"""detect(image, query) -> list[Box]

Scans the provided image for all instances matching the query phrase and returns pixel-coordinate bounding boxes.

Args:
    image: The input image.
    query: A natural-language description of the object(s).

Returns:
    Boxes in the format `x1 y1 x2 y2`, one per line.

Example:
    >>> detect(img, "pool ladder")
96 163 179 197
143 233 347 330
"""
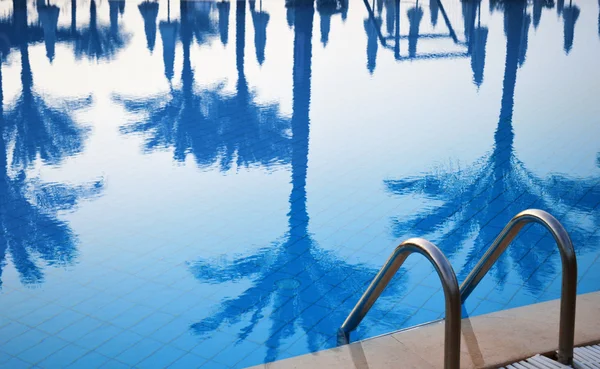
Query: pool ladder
338 209 578 369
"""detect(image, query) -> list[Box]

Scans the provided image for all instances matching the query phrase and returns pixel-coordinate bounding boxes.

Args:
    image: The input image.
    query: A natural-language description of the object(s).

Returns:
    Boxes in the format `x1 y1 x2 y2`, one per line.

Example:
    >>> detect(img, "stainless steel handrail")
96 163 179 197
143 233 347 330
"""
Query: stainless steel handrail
460 209 577 365
338 238 461 369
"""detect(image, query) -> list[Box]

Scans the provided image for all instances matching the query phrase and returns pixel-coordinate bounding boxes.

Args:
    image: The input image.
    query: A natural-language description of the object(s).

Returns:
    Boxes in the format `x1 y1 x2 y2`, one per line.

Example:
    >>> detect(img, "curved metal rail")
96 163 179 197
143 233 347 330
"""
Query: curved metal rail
338 238 461 369
460 209 577 365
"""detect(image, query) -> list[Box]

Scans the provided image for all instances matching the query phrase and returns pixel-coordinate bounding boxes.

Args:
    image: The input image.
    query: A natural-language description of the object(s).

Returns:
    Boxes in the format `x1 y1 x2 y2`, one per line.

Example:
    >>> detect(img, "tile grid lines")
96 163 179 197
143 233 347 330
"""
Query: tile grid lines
2 208 596 360
359 167 600 331
449 133 600 265
2 85 596 368
470 178 600 311
422 115 585 244
323 130 600 329
530 226 600 309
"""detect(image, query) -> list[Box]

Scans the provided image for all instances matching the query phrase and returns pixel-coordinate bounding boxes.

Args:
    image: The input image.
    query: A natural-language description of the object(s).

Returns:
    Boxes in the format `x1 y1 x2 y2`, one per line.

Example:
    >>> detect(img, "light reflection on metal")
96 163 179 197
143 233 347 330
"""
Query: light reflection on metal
339 238 461 369
460 209 577 365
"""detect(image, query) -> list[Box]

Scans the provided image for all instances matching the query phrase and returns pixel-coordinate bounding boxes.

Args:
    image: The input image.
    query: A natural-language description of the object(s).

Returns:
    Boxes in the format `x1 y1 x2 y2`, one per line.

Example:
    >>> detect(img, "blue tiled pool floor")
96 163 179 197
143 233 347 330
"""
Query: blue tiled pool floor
1 0 599 367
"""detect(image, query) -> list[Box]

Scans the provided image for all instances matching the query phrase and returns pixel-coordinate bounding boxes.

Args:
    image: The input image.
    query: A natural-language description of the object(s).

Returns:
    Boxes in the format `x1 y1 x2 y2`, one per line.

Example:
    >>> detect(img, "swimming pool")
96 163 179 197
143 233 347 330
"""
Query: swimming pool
0 0 599 367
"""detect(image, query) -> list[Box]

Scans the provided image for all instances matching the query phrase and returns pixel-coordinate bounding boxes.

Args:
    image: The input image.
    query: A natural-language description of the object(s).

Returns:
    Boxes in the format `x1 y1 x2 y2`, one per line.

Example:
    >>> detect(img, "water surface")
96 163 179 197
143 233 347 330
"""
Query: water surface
0 0 599 368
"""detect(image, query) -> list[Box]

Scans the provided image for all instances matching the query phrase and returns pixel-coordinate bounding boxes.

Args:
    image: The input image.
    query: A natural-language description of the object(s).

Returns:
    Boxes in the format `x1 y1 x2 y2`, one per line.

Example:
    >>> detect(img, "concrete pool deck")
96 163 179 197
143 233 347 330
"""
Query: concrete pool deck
249 291 600 369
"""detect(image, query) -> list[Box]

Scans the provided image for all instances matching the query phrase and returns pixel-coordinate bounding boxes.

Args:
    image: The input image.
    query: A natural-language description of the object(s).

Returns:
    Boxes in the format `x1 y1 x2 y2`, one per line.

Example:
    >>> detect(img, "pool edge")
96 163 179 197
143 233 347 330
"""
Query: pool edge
248 291 600 368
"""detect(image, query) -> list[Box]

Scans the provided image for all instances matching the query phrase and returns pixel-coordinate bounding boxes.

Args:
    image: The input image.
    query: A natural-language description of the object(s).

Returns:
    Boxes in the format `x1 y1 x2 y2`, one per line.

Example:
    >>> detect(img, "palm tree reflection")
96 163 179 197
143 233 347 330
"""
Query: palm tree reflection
364 5 382 74
562 0 580 54
139 1 159 53
250 0 270 64
37 0 60 62
430 0 439 27
7 2 91 171
532 0 553 29
181 0 219 46
463 1 488 87
187 3 407 364
407 1 424 58
557 0 564 15
217 1 231 46
385 1 599 294
118 0 291 170
316 0 348 47
0 2 103 288
74 0 130 60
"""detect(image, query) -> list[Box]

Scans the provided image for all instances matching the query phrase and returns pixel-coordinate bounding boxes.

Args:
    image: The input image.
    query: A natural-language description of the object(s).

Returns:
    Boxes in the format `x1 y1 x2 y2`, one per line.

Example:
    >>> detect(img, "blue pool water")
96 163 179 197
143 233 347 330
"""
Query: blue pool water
1 0 599 367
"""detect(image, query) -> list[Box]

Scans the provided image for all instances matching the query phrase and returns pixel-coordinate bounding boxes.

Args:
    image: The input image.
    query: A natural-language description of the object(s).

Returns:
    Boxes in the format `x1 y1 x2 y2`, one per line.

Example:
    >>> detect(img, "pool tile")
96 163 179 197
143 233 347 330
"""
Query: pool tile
72 292 116 314
76 324 122 350
1 328 48 356
36 311 86 335
54 288 98 309
2 296 49 320
402 308 442 328
422 289 445 314
19 303 65 327
90 299 136 321
304 304 334 327
129 311 176 337
284 333 331 356
17 336 70 365
1 1 600 367
233 348 271 369
0 321 31 345
2 356 32 369
65 351 109 369
136 345 187 369
36 344 88 369
190 330 238 359
169 331 204 352
0 351 11 365
485 282 522 305
168 352 206 369
56 316 104 342
114 337 163 366
159 293 206 316
98 359 130 369
212 340 262 367
402 285 438 308
200 360 230 369
506 289 540 309
149 318 190 344
95 330 143 358
471 299 505 316
110 304 155 329
233 317 287 345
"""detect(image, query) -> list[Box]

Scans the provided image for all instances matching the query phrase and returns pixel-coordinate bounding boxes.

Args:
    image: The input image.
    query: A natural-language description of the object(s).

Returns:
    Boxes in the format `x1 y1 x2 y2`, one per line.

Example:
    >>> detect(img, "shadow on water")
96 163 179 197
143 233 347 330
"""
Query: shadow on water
385 0 599 299
0 1 104 288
